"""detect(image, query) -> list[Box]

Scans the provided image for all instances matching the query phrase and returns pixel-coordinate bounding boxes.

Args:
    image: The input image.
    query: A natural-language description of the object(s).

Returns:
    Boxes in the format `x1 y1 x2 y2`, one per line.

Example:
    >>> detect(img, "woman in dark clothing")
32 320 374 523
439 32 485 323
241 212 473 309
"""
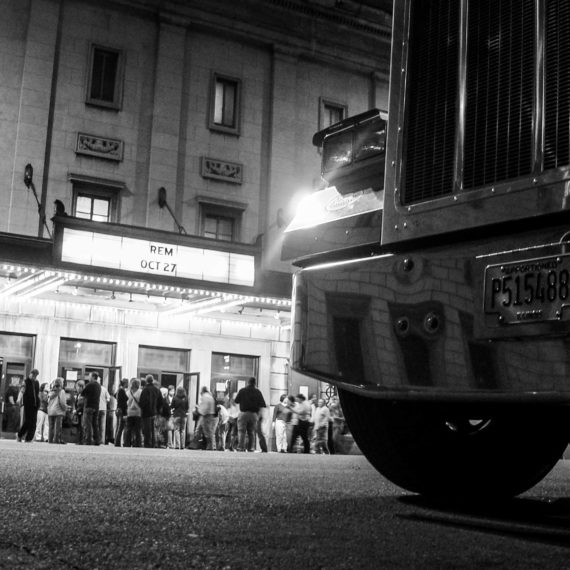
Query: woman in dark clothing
171 387 189 450
74 380 85 445
114 378 129 447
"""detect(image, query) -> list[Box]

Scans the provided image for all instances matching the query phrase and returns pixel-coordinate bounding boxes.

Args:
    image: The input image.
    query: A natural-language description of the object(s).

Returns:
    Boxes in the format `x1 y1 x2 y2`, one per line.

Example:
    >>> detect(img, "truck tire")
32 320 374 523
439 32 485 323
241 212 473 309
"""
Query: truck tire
339 389 569 501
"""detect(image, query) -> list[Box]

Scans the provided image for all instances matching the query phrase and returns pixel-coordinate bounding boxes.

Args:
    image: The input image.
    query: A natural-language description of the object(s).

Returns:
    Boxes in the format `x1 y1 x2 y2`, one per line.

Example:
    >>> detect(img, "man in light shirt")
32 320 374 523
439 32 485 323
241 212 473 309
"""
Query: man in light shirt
287 394 312 454
312 399 331 454
197 386 216 450
98 375 111 445
272 394 291 453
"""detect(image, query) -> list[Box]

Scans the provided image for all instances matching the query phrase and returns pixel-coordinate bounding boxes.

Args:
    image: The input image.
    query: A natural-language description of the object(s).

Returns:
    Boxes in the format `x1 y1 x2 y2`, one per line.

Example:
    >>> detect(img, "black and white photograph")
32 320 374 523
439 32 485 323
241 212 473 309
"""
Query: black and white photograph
1 0 570 568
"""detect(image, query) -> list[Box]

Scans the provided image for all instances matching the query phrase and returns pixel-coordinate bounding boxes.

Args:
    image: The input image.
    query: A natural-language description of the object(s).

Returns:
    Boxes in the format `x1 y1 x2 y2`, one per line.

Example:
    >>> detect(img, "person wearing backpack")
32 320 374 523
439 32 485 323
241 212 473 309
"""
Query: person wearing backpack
124 378 142 447
47 378 68 444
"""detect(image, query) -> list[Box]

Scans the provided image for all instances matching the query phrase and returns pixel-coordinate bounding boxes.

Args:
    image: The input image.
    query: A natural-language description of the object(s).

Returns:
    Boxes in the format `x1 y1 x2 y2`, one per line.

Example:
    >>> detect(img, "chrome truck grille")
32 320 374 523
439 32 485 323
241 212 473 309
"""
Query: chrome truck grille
402 0 570 205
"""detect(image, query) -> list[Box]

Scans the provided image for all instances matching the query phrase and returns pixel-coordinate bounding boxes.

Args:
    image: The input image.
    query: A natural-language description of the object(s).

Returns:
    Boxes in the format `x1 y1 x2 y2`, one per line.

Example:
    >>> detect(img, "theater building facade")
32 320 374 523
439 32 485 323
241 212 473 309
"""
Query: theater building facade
0 0 390 436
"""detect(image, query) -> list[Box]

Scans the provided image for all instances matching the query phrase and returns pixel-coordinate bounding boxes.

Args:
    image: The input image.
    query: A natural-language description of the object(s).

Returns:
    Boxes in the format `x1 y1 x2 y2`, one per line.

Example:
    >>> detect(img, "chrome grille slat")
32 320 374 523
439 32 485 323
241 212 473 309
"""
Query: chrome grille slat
544 0 570 170
403 0 459 205
463 0 534 189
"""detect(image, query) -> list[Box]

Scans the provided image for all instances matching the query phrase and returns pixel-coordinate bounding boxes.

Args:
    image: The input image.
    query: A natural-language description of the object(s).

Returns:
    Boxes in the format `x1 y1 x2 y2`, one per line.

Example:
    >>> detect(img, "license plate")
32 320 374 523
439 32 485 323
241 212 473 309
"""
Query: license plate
484 254 570 325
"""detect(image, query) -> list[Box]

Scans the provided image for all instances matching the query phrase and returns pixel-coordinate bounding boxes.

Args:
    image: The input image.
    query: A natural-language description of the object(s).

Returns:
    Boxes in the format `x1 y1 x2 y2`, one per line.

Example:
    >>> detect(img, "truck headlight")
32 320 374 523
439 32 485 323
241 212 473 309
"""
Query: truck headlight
318 109 387 195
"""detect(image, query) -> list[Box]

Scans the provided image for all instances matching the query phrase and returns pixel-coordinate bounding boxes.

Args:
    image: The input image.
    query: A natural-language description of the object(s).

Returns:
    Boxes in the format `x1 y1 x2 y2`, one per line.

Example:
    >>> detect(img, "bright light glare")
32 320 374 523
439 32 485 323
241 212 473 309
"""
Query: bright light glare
284 186 383 232
286 192 326 232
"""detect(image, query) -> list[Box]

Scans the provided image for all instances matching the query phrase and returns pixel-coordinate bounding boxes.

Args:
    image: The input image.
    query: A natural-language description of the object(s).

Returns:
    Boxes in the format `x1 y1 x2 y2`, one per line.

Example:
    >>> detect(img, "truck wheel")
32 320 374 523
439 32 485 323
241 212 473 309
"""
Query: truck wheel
339 389 569 500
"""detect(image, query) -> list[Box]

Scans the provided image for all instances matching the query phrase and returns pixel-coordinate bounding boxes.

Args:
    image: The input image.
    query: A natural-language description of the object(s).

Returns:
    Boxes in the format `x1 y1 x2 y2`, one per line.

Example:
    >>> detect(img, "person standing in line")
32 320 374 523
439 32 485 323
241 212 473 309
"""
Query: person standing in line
34 383 50 442
106 389 117 444
286 395 296 451
17 369 40 443
139 374 163 448
4 378 20 432
235 377 267 453
97 376 111 445
74 380 85 445
47 378 68 444
272 394 290 453
196 386 216 450
171 386 189 449
224 392 239 451
114 378 129 447
313 398 331 454
329 395 345 454
156 387 170 449
124 378 142 447
215 401 229 451
287 394 312 454
308 393 318 452
82 372 102 445
165 385 175 449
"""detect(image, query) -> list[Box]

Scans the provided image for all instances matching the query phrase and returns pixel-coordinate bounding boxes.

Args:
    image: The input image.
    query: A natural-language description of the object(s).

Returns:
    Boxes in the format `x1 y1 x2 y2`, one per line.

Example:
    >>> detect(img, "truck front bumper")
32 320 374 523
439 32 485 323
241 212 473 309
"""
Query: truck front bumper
290 223 570 404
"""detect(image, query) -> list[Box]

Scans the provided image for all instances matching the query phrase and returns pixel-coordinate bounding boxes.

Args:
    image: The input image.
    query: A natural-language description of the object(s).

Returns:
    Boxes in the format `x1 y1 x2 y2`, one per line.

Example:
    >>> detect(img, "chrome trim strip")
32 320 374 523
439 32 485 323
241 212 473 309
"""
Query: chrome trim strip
292 369 570 404
455 0 468 192
535 0 545 173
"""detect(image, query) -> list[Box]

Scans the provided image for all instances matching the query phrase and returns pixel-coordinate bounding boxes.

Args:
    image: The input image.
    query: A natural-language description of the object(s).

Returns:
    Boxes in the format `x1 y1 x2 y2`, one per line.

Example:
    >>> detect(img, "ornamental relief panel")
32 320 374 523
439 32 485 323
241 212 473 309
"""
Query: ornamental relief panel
76 133 124 161
201 157 243 184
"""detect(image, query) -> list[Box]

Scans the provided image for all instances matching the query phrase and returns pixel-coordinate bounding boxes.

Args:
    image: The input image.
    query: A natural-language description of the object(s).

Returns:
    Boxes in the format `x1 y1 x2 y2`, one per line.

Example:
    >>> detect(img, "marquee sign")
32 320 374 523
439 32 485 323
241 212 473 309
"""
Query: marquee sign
60 228 255 287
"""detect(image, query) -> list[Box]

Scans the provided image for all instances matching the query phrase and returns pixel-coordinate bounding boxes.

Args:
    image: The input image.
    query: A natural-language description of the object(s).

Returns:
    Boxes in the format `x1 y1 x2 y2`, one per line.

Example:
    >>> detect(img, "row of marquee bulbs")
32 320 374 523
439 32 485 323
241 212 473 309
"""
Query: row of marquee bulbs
5 296 291 330
1 265 292 307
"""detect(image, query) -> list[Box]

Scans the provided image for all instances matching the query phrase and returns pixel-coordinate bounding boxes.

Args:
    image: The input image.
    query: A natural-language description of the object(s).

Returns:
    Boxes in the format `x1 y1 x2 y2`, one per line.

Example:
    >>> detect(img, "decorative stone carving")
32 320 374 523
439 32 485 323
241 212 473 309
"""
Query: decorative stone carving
76 133 124 161
201 157 243 184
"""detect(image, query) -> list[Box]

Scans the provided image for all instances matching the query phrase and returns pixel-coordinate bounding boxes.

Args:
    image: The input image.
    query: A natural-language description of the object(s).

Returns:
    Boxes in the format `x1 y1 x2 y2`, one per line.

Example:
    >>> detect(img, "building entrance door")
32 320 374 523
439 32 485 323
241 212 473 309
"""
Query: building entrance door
1 358 32 436
61 365 122 394
0 333 35 437
155 371 186 390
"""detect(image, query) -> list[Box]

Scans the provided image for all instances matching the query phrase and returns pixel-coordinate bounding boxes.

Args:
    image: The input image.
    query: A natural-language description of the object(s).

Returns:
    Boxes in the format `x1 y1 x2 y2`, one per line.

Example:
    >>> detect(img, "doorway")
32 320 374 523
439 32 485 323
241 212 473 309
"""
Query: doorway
0 333 35 437
137 346 191 389
210 352 259 404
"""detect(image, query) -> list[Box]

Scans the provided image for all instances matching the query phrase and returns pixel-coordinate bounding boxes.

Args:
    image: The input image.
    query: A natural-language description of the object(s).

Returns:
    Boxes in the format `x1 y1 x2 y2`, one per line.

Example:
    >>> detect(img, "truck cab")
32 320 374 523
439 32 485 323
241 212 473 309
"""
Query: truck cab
283 0 570 500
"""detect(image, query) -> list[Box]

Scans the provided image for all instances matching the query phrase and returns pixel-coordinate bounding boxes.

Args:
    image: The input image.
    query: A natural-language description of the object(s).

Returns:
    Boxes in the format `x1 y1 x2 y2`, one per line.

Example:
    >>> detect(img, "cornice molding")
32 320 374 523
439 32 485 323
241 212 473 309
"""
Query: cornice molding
83 0 390 73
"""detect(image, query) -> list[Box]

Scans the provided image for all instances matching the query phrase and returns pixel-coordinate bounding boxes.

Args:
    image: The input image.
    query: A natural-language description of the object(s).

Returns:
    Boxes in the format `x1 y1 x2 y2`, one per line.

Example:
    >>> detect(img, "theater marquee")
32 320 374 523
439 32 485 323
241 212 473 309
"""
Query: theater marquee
60 227 255 287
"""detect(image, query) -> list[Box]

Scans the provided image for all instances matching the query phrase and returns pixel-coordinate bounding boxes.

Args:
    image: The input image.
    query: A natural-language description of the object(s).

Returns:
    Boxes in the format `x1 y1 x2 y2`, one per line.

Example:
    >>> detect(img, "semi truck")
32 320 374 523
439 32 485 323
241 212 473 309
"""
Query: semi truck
283 0 570 500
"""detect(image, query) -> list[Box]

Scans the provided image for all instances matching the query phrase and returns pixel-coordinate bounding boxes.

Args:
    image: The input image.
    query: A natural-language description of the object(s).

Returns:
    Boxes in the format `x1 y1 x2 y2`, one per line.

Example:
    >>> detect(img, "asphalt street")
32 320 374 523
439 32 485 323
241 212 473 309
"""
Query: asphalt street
0 440 569 569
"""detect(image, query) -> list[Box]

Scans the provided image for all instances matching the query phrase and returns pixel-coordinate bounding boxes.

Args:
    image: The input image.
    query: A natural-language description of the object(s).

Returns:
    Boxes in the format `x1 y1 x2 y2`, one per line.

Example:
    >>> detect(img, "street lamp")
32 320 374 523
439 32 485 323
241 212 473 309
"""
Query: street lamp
158 187 187 235
23 163 52 239
24 163 33 189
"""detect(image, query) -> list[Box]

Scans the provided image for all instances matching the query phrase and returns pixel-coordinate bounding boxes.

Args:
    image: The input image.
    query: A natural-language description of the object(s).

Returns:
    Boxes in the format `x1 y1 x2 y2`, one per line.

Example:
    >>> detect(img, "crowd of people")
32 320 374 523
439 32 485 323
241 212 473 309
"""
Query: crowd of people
191 379 346 454
5 370 347 454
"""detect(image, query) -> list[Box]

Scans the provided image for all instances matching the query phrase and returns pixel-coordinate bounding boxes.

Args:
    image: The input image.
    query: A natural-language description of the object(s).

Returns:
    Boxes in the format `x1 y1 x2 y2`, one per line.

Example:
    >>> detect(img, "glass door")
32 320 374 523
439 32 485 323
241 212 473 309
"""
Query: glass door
2 359 29 435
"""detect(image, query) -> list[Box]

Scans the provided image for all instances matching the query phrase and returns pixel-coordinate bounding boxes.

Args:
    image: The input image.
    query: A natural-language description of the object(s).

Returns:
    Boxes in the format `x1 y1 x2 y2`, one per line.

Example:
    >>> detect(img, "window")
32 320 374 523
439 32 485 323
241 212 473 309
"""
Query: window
75 195 110 222
210 352 259 403
70 176 122 223
59 338 115 366
209 73 241 134
200 203 243 242
320 98 347 130
137 346 190 389
86 44 124 109
203 214 235 241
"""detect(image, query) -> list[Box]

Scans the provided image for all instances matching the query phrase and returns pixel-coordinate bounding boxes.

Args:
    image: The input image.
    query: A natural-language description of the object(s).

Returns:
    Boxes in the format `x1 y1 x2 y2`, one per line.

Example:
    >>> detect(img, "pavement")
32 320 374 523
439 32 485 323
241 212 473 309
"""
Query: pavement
1 440 569 570
0 439 389 569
